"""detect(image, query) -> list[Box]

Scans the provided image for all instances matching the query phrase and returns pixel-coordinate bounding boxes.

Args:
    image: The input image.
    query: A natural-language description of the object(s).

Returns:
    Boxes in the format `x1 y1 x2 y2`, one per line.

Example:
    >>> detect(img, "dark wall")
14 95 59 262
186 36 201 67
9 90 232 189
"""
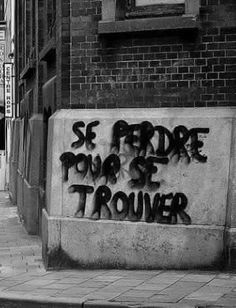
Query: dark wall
69 0 236 109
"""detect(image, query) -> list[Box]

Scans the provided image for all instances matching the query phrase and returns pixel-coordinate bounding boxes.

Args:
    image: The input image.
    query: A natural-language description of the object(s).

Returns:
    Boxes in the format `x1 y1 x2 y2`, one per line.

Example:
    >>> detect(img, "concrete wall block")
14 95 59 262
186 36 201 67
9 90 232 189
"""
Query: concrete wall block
16 171 24 221
10 119 21 162
27 115 44 187
227 118 236 227
42 209 61 268
46 110 68 216
17 119 25 175
9 161 18 205
44 107 236 269
9 119 21 204
23 179 39 235
60 219 224 269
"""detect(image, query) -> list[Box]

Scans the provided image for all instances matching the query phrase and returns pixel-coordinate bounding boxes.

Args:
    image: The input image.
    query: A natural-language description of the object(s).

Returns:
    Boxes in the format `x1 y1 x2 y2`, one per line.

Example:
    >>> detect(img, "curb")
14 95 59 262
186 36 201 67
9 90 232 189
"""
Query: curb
0 293 206 308
0 293 83 308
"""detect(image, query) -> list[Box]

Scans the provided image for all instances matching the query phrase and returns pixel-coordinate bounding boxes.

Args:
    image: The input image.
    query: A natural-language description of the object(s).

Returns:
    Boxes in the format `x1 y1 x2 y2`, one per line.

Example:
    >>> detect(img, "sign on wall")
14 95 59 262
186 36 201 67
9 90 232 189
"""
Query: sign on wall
0 43 5 85
4 63 13 118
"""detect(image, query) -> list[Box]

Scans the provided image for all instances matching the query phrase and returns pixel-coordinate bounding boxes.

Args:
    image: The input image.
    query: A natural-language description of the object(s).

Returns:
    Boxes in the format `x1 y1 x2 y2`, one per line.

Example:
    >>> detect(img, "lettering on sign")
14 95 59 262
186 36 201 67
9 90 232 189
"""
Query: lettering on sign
60 120 209 225
4 63 13 118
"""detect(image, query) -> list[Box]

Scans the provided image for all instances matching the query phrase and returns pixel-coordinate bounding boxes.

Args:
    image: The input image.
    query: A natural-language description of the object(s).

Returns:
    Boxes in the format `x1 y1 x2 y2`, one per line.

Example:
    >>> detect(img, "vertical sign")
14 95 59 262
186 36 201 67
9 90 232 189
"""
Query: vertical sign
4 63 13 118
0 43 4 85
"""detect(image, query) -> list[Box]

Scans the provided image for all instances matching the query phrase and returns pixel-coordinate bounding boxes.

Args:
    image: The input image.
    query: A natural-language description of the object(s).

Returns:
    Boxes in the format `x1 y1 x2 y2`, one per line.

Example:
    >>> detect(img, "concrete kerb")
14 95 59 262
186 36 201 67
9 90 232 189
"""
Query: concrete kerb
84 301 198 308
0 293 83 308
0 294 205 308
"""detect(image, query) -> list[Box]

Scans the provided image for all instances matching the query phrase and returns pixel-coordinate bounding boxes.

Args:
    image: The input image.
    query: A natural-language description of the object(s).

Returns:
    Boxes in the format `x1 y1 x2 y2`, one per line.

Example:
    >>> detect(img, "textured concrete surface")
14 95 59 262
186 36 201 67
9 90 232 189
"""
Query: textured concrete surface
45 108 236 269
47 108 233 224
1 191 236 307
43 211 224 269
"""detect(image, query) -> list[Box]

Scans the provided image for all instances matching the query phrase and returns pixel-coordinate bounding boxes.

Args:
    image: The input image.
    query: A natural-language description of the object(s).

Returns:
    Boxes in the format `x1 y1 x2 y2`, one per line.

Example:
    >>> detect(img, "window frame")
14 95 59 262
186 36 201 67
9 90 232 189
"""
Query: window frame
99 0 200 34
101 0 200 22
126 0 186 18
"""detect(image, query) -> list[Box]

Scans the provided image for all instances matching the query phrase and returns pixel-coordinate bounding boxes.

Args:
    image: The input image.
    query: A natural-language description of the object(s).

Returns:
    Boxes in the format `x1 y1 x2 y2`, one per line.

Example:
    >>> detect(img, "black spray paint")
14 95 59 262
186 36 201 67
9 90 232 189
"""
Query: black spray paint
60 120 209 225
68 184 191 225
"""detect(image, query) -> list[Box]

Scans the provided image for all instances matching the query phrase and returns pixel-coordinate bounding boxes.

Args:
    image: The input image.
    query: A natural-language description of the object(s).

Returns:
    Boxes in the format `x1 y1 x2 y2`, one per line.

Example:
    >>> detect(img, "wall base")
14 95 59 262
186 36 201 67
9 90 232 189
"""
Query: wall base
225 228 236 269
42 209 225 270
23 179 39 235
16 171 40 235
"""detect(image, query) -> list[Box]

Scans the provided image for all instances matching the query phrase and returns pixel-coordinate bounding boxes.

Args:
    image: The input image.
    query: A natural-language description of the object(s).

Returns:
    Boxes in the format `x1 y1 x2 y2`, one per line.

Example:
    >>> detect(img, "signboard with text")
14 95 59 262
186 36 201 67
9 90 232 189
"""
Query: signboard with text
4 63 13 118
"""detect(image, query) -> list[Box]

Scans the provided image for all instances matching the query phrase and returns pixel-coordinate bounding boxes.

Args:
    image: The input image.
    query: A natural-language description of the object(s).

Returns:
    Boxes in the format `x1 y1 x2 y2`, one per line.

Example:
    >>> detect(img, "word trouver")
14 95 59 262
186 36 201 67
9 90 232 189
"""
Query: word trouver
69 184 191 225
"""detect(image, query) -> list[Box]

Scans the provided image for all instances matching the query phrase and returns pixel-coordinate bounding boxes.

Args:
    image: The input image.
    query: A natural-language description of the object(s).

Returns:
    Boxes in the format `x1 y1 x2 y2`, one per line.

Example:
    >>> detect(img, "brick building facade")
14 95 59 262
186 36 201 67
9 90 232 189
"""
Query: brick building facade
11 0 236 268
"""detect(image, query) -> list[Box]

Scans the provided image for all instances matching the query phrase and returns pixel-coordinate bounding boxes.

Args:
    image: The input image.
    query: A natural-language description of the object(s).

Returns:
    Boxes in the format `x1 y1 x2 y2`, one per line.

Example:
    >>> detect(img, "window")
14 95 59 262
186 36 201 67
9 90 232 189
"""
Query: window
126 0 185 18
99 0 199 33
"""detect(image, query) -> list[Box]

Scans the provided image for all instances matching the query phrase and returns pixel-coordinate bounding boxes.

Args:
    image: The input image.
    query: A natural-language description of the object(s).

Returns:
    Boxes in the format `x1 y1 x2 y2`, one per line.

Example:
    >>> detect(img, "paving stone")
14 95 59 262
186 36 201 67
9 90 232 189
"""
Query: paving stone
148 294 182 303
59 286 99 296
82 291 119 300
77 280 110 288
113 295 145 303
208 279 236 288
92 275 123 282
180 273 216 282
223 291 236 297
5 284 36 292
214 297 236 306
134 283 171 291
121 289 157 298
101 286 132 293
40 283 78 290
23 279 58 286
57 277 89 284
110 279 144 287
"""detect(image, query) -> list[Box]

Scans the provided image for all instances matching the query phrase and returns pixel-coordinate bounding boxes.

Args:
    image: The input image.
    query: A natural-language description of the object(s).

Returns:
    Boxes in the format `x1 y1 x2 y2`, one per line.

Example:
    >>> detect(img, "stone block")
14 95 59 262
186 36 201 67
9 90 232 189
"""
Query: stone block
46 110 69 216
9 161 18 204
9 119 21 204
60 218 224 269
43 213 224 269
27 115 43 186
42 209 61 268
23 179 39 235
44 107 236 269
17 119 25 175
16 170 24 220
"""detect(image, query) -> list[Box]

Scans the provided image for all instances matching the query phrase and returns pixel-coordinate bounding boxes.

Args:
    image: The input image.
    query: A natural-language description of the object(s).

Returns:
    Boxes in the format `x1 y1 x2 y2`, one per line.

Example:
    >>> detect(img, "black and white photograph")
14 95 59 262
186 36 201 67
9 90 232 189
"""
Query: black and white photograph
0 0 235 307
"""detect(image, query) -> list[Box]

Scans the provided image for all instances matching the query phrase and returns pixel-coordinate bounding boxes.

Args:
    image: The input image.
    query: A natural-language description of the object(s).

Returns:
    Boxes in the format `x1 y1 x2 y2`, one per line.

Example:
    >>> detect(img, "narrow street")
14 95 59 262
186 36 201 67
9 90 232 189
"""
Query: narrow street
0 191 235 307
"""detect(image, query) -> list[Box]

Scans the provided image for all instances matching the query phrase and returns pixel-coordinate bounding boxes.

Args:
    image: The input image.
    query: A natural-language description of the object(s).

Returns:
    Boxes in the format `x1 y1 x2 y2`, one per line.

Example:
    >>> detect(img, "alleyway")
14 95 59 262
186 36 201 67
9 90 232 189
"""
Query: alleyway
0 191 236 307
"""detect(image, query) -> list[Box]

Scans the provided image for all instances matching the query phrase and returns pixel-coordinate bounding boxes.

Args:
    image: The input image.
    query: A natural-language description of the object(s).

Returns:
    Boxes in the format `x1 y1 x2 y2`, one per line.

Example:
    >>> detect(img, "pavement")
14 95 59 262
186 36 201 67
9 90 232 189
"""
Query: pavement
0 192 236 308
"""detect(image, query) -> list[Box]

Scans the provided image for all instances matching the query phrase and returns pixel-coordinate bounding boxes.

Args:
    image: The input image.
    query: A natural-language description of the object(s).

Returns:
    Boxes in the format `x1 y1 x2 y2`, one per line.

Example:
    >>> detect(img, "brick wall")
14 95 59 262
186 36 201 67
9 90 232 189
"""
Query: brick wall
69 0 236 109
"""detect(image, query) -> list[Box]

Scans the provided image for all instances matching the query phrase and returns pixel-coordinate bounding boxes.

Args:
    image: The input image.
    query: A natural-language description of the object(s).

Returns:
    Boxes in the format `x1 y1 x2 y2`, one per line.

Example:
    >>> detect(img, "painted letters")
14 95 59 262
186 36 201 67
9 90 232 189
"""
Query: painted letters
60 119 209 225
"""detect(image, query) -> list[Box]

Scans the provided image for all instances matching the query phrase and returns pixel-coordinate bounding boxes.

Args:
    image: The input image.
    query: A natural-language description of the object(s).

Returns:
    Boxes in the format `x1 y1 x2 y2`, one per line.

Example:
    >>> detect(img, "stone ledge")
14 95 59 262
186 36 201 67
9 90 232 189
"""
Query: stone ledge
98 16 199 34
43 210 225 270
